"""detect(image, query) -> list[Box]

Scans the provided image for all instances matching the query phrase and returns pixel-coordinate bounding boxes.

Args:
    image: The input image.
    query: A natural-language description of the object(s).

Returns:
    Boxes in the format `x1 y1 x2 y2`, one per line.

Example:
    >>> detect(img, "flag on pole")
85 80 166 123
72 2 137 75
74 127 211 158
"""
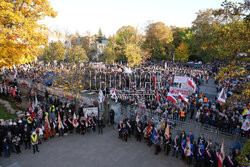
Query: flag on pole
28 101 32 113
216 139 225 167
152 76 157 86
146 121 152 135
58 114 62 130
44 114 51 133
187 79 196 90
184 137 191 157
167 93 177 103
12 88 16 97
73 113 78 128
151 129 159 144
242 108 248 116
157 92 160 102
178 92 189 104
165 124 170 137
218 88 227 104
110 89 118 102
35 95 39 106
136 112 139 123
221 139 225 160
99 89 105 103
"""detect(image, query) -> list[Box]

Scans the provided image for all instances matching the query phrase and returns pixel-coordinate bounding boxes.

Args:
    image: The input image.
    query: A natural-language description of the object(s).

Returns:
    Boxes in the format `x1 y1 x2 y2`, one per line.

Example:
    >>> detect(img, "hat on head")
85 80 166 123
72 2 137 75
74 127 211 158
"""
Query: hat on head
18 120 22 123
13 122 17 126
200 144 204 148
32 131 36 135
9 122 13 126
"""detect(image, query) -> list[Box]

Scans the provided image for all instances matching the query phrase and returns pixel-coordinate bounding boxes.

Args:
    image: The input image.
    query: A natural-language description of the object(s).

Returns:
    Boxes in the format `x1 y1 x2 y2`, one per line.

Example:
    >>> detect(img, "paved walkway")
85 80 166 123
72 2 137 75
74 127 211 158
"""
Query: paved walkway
199 78 217 100
0 128 184 167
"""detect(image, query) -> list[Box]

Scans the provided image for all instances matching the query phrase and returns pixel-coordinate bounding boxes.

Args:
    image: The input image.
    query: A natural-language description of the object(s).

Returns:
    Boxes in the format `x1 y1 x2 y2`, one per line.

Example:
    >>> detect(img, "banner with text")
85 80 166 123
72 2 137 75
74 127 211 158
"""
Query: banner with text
169 86 192 97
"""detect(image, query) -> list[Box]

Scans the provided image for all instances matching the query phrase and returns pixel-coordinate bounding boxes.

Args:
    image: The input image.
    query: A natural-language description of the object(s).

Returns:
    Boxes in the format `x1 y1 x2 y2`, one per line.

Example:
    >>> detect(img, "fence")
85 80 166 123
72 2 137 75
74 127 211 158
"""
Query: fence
115 105 247 155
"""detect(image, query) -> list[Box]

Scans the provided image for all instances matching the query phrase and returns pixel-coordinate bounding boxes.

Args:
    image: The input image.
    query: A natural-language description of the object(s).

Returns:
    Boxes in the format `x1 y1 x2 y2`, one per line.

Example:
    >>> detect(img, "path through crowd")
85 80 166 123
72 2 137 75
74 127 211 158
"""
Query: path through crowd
199 78 217 100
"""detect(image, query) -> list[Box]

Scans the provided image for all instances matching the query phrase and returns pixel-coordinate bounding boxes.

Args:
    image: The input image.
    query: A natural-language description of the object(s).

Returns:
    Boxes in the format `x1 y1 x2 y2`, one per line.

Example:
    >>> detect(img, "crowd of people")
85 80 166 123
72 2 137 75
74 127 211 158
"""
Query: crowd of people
118 115 242 167
0 81 105 157
0 61 249 167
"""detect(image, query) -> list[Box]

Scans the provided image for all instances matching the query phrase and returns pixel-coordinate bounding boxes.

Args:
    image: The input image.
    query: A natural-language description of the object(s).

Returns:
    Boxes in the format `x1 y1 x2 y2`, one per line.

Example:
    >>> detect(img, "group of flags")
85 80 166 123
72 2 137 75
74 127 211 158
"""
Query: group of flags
151 124 170 145
166 92 189 104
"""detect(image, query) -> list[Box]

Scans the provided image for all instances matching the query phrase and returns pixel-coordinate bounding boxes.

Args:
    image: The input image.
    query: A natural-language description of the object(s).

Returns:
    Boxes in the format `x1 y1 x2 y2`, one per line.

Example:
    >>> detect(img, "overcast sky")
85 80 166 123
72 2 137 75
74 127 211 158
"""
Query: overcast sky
40 0 243 36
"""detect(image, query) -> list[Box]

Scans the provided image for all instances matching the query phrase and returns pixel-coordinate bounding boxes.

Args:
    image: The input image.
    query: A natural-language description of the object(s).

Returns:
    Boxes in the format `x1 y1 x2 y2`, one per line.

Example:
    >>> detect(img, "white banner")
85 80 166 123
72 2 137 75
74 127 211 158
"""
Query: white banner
174 76 190 84
169 86 192 97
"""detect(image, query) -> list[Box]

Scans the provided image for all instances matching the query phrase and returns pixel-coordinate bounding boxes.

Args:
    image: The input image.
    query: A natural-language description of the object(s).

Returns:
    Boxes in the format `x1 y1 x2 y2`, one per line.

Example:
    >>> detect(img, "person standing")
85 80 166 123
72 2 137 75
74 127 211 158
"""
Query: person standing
66 115 73 134
62 116 68 136
6 131 14 154
23 128 31 149
110 110 115 127
79 117 86 135
196 144 205 167
118 121 123 139
12 135 21 154
31 132 39 154
122 121 128 142
164 133 172 156
172 135 180 158
2 138 10 157
136 123 142 142
98 117 104 135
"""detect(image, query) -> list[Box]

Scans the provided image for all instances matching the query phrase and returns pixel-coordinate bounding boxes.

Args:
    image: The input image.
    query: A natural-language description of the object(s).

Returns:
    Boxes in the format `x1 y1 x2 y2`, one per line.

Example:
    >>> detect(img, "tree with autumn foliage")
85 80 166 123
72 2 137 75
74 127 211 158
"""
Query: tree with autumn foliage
103 37 117 64
103 25 148 66
174 42 190 62
212 0 250 101
237 140 250 166
0 0 57 68
67 45 88 63
144 22 173 60
52 65 86 111
40 41 65 63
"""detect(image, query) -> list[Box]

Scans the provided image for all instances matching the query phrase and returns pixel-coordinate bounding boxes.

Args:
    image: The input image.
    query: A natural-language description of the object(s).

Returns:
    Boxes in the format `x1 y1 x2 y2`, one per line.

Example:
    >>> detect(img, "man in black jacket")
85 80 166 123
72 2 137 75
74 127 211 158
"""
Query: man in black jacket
98 117 104 135
22 128 31 150
136 123 142 142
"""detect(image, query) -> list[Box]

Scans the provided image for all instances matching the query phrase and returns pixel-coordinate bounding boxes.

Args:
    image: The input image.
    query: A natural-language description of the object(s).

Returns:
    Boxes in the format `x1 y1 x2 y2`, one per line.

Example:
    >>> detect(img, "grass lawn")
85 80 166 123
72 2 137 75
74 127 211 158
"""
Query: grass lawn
0 103 17 120
0 96 23 111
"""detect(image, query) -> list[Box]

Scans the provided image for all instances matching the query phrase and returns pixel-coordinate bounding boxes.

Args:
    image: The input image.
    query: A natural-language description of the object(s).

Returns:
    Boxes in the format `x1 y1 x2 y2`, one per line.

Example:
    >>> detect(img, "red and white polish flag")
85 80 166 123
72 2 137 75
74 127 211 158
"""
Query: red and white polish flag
178 92 189 104
218 88 227 104
167 92 177 104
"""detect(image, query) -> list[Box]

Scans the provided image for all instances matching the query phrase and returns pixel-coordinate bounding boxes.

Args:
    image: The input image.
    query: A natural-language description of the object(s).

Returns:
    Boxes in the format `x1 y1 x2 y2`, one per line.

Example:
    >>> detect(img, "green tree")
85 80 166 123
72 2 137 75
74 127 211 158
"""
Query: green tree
67 45 88 63
174 42 190 62
103 37 117 63
171 26 187 48
213 0 250 102
192 9 219 62
144 22 173 60
103 26 147 66
40 41 65 62
171 27 197 60
125 43 144 67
